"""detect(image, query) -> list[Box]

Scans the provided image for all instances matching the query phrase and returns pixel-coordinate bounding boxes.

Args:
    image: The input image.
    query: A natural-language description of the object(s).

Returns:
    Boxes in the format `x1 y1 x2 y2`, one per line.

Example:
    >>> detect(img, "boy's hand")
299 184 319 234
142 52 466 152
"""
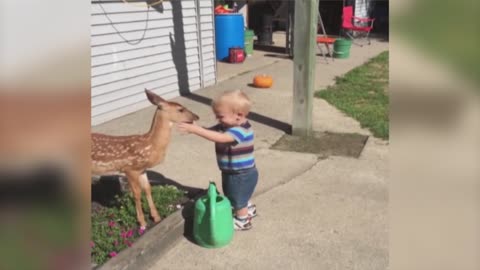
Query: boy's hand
177 122 235 143
177 122 199 134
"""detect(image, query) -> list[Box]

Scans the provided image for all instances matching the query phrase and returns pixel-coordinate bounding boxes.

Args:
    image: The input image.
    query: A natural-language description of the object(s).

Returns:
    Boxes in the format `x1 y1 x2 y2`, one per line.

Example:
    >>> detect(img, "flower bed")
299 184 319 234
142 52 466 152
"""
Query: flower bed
91 185 188 266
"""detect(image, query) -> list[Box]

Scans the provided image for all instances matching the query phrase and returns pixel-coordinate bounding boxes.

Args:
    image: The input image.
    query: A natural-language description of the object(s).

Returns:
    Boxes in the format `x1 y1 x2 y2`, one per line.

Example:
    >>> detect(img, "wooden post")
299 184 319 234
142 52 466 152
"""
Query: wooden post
292 0 318 136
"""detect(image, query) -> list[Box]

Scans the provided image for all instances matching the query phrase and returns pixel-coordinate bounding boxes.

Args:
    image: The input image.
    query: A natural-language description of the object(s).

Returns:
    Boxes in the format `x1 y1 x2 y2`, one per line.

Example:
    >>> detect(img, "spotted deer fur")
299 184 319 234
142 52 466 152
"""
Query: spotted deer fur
91 89 199 229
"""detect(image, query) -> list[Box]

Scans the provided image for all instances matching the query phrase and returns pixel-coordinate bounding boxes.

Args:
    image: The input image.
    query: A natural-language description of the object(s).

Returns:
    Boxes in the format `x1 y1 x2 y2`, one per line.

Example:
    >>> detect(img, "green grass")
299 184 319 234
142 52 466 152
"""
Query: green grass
315 51 389 139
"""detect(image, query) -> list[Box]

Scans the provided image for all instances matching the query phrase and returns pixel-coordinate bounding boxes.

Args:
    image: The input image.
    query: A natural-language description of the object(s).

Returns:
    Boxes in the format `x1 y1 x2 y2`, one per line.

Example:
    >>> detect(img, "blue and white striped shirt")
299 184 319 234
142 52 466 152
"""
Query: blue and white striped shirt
212 121 255 172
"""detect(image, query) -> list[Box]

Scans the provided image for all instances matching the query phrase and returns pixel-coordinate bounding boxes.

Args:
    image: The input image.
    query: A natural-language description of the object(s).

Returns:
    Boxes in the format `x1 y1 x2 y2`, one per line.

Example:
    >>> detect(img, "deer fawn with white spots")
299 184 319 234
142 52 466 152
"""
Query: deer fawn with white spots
91 89 199 229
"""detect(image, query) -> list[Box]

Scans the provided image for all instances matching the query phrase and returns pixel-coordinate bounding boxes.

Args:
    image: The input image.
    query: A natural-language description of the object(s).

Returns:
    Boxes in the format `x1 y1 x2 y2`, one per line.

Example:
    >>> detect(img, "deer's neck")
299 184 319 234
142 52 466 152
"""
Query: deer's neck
147 110 172 148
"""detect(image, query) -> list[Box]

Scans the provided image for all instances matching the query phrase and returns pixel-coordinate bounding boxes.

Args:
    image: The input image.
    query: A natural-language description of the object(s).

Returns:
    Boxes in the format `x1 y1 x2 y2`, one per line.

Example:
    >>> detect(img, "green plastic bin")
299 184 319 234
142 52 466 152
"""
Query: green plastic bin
333 38 352 59
244 29 254 56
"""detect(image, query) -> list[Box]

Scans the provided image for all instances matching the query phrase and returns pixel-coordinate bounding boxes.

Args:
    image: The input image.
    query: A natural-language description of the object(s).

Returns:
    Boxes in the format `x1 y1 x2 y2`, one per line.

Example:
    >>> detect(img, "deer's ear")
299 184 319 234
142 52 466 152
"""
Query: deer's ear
145 89 165 105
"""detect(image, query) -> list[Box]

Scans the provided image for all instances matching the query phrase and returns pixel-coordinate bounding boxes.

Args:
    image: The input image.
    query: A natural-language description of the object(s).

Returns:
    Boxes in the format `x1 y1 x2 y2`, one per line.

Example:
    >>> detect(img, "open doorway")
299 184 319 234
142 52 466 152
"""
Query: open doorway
318 0 345 37
213 0 287 82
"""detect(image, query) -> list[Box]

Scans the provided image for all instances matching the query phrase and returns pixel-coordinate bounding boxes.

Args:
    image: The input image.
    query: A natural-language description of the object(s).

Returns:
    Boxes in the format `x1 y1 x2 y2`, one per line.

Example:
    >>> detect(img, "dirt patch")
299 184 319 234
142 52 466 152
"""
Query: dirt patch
270 131 369 158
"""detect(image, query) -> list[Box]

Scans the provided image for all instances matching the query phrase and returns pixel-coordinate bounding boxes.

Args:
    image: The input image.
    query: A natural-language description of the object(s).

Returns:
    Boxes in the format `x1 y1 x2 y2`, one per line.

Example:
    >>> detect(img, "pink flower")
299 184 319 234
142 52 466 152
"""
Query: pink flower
113 240 119 246
90 241 95 248
109 251 117 257
126 230 134 238
120 231 127 239
108 221 116 228
138 227 145 235
124 240 133 247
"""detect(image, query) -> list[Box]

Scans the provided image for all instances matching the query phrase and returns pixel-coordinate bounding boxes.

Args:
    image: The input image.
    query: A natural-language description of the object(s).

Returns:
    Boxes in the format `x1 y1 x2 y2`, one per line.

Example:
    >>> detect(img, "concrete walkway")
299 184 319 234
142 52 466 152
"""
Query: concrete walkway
93 36 389 270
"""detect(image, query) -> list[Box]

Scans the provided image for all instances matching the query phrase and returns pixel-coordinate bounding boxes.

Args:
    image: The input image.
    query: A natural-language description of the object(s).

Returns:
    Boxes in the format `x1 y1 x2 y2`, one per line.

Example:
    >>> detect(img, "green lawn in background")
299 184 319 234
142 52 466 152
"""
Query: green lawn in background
315 51 389 139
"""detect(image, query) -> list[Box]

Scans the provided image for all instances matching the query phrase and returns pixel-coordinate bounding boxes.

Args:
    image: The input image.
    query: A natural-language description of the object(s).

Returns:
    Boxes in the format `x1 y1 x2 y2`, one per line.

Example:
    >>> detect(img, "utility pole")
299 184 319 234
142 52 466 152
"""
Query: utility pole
292 0 318 136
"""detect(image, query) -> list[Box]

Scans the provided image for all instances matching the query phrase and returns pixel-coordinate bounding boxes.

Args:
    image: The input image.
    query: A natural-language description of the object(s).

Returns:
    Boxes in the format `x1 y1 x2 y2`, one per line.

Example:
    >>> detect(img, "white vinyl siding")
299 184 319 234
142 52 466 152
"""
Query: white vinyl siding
91 0 215 126
198 0 217 87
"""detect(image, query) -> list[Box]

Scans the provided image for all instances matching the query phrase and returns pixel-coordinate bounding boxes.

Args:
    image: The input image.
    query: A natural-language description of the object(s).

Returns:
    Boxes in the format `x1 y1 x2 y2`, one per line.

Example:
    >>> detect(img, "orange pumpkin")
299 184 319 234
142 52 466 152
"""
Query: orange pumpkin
253 74 273 88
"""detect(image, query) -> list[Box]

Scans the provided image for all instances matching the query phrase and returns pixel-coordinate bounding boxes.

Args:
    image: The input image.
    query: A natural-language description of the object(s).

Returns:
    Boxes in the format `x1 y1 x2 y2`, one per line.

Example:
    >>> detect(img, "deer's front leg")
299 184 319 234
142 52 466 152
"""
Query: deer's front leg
139 172 161 223
125 170 147 229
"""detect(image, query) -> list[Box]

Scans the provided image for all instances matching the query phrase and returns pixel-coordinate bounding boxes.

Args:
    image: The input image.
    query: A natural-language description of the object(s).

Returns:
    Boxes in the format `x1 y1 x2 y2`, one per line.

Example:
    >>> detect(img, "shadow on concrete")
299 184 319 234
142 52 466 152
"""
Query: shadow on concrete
253 43 287 54
91 175 124 207
184 93 292 134
146 171 204 199
248 111 292 134
169 0 190 96
181 199 197 244
316 52 332 57
263 53 292 59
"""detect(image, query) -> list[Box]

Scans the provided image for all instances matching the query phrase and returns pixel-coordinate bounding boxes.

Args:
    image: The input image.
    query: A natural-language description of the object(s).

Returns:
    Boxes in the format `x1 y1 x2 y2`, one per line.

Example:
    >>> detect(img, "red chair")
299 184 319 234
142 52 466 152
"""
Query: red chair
316 36 336 63
341 6 375 46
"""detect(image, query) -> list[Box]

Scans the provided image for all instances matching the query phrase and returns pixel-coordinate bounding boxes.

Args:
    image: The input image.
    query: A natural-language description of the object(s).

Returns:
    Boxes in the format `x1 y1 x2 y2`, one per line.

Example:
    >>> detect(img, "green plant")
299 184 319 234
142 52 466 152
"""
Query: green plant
91 185 186 265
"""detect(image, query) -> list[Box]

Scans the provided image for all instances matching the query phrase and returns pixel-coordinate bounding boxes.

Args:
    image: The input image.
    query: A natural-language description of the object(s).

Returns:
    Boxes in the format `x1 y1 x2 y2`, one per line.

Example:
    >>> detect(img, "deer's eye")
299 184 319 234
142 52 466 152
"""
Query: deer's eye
178 108 184 113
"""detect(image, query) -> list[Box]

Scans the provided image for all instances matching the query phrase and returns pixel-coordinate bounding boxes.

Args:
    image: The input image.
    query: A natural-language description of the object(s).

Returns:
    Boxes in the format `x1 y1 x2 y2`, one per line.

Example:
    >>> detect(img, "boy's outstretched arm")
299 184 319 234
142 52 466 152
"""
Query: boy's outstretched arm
177 122 235 143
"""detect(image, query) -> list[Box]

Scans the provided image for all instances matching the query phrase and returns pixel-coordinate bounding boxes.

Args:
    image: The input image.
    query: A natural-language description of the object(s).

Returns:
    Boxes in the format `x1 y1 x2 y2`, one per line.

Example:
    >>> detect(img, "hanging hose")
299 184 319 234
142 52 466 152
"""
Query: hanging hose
122 0 166 8
97 3 150 45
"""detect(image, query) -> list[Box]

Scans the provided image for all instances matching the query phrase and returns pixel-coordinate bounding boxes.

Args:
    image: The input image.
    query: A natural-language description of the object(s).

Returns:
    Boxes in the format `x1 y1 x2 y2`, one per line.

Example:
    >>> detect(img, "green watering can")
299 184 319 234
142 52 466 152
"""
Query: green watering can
193 182 234 248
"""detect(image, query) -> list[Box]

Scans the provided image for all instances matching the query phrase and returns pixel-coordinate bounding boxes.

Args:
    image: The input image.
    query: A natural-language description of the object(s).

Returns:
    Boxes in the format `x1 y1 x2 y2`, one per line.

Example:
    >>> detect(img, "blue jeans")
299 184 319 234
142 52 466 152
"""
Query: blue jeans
222 167 258 210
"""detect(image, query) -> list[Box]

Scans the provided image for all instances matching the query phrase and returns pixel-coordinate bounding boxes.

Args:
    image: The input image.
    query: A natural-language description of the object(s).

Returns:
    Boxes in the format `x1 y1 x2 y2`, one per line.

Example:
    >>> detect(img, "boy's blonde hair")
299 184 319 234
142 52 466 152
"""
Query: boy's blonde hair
211 90 251 115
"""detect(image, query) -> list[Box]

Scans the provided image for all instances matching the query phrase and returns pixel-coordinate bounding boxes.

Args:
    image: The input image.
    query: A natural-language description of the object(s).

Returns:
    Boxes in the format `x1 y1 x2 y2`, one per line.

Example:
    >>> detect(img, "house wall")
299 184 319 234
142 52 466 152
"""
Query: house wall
91 0 216 126
198 0 217 87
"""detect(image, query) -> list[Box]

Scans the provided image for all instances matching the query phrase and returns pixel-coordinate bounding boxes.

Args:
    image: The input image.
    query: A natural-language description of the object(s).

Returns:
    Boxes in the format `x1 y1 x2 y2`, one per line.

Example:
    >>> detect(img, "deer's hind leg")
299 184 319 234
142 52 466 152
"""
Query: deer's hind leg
125 170 148 229
139 172 161 223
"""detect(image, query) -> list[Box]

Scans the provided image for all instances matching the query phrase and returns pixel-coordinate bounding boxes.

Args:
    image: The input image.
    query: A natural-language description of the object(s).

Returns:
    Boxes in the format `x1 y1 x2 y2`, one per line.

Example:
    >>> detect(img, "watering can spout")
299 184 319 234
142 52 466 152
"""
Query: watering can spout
207 182 217 203
208 182 217 243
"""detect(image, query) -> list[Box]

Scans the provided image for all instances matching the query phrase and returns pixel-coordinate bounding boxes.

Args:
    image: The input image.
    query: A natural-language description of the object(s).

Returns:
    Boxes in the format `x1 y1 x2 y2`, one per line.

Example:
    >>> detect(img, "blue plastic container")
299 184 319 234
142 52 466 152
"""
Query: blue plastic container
215 14 245 61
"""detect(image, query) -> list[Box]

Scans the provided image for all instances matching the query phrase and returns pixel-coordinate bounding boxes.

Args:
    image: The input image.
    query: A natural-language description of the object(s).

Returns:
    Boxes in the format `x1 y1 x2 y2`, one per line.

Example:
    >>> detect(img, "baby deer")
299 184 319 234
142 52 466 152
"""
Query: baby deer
91 89 199 229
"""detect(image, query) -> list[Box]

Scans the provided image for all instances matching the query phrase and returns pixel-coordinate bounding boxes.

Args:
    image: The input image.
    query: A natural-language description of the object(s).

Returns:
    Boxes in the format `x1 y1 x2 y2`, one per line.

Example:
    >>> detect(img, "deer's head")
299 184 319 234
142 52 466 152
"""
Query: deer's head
145 89 199 123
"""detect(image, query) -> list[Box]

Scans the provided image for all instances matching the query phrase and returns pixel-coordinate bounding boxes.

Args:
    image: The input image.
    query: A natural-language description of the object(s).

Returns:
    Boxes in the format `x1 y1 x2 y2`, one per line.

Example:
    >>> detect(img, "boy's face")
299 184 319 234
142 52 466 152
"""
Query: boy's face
213 105 244 127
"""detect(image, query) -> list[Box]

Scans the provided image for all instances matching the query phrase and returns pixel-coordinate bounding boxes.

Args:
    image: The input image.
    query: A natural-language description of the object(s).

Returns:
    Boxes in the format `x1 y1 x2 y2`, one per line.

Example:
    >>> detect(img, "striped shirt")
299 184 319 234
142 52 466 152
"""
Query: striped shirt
212 121 255 172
